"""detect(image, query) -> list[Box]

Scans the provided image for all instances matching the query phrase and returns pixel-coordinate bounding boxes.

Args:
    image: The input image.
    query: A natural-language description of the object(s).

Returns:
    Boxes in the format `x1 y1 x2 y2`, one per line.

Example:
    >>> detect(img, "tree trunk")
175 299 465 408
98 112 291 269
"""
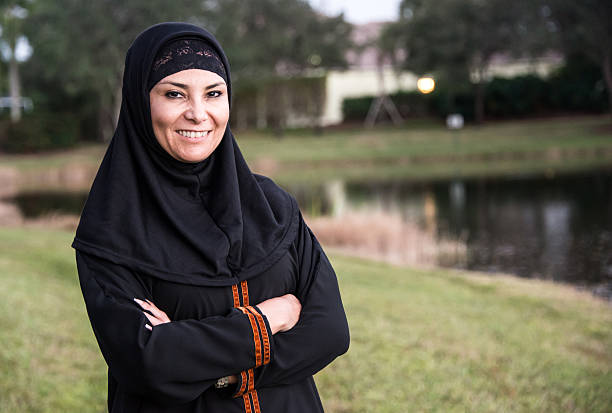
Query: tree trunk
98 101 114 142
256 88 267 129
9 55 21 123
113 84 122 130
602 52 612 115
474 80 484 124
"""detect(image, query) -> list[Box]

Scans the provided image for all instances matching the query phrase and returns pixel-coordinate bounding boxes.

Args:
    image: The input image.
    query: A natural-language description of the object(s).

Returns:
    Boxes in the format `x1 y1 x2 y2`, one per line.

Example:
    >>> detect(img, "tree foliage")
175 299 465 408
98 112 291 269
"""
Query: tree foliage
207 0 351 81
543 0 612 112
18 0 351 142
385 0 547 122
0 0 33 122
22 0 206 140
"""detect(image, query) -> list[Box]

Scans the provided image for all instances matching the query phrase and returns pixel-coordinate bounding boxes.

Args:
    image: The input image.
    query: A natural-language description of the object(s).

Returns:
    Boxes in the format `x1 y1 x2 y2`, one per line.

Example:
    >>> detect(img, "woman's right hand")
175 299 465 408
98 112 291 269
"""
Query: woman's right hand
255 294 301 335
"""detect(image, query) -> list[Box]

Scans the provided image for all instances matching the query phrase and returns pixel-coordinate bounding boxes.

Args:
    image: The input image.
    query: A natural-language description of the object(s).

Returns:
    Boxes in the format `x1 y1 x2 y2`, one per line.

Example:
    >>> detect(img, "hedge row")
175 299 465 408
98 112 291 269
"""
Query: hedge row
0 112 80 153
343 59 609 122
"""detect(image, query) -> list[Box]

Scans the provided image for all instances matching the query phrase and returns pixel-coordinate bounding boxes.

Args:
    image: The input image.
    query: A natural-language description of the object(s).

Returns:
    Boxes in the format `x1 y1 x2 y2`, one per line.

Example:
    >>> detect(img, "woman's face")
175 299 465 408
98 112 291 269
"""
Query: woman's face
149 69 229 163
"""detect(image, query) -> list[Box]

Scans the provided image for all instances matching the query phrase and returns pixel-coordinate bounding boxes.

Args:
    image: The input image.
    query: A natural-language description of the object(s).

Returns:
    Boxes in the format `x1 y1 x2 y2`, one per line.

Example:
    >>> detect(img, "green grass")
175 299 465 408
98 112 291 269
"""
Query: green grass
238 116 612 162
0 228 106 412
1 227 610 412
2 116 612 188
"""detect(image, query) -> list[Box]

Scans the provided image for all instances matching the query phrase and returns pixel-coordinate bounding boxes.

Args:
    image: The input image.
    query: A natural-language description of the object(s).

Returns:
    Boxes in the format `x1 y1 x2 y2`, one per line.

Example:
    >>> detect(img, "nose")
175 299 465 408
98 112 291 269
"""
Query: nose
184 98 209 123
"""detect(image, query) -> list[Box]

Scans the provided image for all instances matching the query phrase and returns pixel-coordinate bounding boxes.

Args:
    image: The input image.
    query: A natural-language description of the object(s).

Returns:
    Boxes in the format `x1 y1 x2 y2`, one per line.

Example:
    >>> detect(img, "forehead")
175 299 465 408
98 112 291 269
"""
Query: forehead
156 69 227 87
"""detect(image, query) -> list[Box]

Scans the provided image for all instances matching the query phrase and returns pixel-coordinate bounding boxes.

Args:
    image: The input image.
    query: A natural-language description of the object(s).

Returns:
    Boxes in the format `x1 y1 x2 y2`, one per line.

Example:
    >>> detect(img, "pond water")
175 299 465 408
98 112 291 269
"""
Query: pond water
291 169 612 298
4 168 612 298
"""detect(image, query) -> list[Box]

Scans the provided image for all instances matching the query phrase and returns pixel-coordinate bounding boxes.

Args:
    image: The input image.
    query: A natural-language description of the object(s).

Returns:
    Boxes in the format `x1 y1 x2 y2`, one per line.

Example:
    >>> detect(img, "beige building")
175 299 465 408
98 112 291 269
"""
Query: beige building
320 22 418 126
318 22 563 126
233 22 563 129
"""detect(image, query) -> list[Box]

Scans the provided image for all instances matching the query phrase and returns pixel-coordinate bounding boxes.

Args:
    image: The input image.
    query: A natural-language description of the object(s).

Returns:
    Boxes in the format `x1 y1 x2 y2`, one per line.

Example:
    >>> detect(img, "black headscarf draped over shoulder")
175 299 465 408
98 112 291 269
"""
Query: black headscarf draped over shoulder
72 23 298 286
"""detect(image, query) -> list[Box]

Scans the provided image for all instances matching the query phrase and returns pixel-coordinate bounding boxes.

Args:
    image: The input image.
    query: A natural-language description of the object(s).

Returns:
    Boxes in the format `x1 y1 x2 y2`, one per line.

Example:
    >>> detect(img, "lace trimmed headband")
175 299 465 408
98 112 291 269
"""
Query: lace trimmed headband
148 38 228 90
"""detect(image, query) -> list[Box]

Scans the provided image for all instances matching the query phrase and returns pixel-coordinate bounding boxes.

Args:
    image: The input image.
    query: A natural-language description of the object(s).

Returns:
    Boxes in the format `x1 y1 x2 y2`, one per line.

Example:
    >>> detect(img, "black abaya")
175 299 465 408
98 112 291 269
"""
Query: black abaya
73 23 349 413
77 213 348 412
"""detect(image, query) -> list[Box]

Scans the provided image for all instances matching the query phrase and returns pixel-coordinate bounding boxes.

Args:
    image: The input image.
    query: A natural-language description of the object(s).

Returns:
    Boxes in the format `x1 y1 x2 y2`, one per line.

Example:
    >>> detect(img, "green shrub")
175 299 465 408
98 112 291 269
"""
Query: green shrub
342 96 375 121
485 75 551 118
0 112 80 153
547 55 609 113
341 57 609 122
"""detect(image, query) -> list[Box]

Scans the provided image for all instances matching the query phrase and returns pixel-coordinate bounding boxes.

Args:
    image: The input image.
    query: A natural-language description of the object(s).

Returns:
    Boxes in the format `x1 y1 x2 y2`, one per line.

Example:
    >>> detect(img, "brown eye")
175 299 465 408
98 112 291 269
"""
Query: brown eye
165 91 183 99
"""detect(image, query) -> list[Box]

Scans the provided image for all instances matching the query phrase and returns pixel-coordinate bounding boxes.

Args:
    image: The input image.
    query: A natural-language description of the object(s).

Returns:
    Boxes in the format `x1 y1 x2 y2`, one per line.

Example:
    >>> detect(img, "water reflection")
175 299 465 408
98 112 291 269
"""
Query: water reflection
13 191 87 218
443 171 612 293
290 170 612 297
3 169 611 297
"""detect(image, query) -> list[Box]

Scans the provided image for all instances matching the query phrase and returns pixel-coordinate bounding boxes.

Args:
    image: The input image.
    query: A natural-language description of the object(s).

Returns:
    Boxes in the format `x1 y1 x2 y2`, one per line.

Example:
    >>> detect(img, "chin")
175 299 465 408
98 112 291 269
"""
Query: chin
179 154 209 163
176 148 213 163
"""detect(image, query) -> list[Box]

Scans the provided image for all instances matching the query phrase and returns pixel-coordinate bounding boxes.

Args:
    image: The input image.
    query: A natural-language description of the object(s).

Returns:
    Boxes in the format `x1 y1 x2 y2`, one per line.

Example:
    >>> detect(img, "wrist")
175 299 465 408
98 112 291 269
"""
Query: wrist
214 376 231 389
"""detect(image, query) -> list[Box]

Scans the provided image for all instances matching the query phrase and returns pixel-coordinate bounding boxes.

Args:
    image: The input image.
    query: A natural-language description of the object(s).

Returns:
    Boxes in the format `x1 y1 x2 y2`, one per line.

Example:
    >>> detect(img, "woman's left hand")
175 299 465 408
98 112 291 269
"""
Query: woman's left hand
134 298 171 330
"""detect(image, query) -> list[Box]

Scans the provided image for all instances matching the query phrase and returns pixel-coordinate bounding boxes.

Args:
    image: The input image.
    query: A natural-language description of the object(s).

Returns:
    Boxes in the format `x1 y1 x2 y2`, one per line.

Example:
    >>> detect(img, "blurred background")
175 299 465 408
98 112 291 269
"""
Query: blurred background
0 0 611 412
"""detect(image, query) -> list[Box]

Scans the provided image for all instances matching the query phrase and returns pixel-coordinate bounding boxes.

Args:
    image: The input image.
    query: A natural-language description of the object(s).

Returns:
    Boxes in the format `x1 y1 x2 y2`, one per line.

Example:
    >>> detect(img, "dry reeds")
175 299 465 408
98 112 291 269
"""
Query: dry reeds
306 209 466 268
23 213 80 231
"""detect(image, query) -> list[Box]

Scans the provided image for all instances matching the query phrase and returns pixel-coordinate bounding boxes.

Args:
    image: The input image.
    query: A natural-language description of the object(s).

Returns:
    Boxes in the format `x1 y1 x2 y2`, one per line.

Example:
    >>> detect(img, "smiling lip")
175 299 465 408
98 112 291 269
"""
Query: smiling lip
176 130 210 139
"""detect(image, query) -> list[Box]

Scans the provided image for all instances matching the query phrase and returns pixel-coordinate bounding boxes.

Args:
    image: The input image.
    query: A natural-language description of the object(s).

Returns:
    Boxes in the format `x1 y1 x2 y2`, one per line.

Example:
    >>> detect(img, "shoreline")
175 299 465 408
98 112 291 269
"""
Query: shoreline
1 215 608 304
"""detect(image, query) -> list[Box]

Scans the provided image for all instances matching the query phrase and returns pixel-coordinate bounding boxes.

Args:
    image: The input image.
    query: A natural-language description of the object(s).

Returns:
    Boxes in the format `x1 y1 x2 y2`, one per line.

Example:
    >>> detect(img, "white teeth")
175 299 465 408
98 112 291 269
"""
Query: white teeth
178 130 208 138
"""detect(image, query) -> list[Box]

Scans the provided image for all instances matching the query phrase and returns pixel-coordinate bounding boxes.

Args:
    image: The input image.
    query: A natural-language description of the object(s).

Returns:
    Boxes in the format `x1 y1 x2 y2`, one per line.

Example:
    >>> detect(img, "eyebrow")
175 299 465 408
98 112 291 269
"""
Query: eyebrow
158 81 225 90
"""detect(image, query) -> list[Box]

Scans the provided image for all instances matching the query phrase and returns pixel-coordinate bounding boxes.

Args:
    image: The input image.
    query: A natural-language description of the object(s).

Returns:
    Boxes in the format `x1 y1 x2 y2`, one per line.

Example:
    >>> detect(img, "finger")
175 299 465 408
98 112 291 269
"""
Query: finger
135 299 169 328
134 298 150 310
145 324 152 331
135 298 170 322
143 311 163 326
142 299 170 322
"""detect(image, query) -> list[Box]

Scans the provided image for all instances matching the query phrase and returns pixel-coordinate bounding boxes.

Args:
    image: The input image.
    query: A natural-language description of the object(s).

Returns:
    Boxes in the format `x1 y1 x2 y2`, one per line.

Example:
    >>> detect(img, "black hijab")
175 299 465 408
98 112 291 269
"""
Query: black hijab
72 22 298 286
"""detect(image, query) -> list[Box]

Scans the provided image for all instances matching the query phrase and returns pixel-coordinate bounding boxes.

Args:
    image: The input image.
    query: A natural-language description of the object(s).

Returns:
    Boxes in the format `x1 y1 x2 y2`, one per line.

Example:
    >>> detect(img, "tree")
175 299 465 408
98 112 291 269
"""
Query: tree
544 0 612 113
387 0 544 123
22 0 206 140
206 0 350 80
21 0 351 140
205 0 351 131
0 0 31 123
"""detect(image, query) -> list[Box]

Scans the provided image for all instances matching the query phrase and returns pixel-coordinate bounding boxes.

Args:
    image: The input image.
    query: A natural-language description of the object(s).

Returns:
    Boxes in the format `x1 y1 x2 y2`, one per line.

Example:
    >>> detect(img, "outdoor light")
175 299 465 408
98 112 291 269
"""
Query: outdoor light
417 76 435 94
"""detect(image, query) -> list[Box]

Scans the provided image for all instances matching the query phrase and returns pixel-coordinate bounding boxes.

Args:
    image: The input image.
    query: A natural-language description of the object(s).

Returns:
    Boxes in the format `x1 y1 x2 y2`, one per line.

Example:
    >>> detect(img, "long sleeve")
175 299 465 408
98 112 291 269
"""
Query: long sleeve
253 215 350 388
76 251 269 405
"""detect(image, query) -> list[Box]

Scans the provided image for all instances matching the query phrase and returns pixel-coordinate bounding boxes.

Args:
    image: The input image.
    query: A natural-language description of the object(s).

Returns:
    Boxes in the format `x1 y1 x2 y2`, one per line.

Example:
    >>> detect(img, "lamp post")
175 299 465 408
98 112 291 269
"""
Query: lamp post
417 76 435 94
446 112 465 260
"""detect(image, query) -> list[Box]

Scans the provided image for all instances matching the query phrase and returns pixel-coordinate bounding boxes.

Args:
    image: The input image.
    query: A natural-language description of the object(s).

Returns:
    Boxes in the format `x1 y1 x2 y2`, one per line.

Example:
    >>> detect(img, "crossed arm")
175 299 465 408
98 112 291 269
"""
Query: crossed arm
134 293 302 385
77 216 349 404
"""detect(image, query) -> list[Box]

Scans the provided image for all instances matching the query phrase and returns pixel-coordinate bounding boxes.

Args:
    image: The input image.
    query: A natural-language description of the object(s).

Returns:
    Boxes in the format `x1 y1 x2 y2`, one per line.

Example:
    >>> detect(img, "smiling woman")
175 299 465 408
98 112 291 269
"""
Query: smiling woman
149 69 229 163
71 22 349 413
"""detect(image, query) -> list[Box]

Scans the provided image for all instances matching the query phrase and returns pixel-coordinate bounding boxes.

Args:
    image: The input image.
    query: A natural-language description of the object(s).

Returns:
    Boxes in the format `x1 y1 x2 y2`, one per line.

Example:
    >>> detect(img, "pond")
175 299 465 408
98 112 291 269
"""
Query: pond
3 168 611 299
292 169 612 299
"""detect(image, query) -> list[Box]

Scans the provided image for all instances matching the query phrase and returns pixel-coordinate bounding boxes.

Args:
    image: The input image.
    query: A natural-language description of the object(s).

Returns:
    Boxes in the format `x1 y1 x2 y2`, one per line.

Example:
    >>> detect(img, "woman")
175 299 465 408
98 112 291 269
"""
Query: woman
73 22 349 413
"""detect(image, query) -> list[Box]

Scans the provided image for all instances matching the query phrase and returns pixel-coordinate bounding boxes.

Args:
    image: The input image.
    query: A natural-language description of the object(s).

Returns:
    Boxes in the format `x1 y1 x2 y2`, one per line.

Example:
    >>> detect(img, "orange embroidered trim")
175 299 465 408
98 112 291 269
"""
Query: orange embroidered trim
246 306 270 365
236 370 247 396
241 280 249 306
250 390 261 413
237 307 262 367
232 284 241 308
233 281 263 412
247 368 255 392
242 393 253 413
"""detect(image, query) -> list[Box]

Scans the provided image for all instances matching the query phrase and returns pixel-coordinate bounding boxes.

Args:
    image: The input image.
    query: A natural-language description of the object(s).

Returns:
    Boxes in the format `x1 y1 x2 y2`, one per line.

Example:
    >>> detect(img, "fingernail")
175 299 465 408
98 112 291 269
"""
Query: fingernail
145 324 152 331
134 298 142 304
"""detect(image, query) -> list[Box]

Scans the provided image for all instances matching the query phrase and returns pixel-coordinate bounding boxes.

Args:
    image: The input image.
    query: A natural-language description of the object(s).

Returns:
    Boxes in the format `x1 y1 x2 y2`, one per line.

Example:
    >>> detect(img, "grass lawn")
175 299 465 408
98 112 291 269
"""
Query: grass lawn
2 116 612 188
0 227 610 412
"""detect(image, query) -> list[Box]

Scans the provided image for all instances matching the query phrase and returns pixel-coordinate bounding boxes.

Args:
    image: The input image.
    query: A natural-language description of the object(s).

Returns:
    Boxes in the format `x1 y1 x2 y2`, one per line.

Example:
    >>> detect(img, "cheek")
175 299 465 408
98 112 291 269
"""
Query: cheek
212 104 230 130
151 106 171 131
150 95 179 134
